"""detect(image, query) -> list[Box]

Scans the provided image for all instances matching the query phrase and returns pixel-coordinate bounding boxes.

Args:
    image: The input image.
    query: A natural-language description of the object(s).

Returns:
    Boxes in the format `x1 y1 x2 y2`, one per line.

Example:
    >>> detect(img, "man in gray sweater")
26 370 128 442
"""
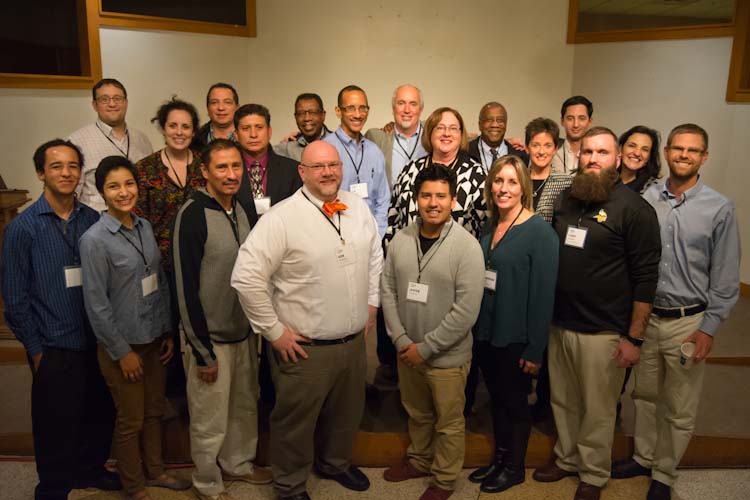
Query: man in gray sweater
381 164 485 500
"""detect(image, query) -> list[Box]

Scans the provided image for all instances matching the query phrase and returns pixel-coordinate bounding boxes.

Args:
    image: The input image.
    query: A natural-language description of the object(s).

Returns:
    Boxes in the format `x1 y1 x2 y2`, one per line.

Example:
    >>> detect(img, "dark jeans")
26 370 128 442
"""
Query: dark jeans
30 347 115 500
534 348 551 413
376 306 396 368
464 342 480 413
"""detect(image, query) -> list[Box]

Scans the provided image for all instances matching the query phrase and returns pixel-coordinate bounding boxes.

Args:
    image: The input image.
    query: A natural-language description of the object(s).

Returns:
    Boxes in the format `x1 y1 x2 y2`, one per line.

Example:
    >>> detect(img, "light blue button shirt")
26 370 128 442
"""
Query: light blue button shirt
392 125 428 182
478 137 509 172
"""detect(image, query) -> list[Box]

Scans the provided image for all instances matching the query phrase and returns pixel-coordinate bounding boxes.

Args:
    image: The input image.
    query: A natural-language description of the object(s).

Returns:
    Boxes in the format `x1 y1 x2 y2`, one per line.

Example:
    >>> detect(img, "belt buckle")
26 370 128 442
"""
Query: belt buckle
679 306 686 318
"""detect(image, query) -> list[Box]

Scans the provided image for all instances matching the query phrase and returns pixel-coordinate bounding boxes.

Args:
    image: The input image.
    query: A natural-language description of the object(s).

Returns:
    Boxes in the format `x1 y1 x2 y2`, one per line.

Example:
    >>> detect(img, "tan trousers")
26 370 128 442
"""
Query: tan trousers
397 358 469 491
184 337 259 497
97 340 166 496
548 327 624 487
268 333 366 497
632 312 705 486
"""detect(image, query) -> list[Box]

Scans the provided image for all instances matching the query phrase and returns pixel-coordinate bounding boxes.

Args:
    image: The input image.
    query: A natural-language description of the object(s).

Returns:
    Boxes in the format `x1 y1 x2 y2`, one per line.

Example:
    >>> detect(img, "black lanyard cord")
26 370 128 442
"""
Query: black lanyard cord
301 190 344 243
335 130 365 182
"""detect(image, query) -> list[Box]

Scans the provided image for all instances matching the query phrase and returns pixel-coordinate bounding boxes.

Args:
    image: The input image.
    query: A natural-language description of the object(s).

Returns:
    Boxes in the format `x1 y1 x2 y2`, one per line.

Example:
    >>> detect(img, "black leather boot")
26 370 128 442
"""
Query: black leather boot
468 445 507 483
480 463 525 493
481 421 529 492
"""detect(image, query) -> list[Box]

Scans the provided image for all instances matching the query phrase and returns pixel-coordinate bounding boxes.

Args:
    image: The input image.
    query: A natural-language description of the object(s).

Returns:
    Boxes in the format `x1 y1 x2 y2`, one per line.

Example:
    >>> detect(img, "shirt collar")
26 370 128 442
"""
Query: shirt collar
335 126 361 146
242 149 269 170
101 211 141 233
301 185 343 211
36 193 83 217
395 123 422 141
96 118 128 138
662 176 703 201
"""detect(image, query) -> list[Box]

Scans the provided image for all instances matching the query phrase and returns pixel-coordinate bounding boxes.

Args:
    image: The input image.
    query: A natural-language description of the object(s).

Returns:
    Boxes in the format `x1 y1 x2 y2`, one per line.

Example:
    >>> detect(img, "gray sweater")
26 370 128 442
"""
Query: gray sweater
381 219 485 368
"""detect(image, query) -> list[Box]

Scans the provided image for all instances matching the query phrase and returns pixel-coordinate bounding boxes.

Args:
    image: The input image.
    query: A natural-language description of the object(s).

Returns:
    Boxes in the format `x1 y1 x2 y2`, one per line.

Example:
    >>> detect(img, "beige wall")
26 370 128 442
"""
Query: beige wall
571 37 750 281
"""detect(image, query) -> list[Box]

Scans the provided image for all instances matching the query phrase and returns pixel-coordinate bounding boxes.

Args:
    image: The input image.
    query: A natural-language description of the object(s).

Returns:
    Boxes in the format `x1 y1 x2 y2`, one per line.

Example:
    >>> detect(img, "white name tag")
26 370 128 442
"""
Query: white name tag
407 281 429 303
254 196 271 215
350 182 369 198
484 269 497 291
335 243 355 267
142 273 158 297
564 226 588 249
64 266 82 288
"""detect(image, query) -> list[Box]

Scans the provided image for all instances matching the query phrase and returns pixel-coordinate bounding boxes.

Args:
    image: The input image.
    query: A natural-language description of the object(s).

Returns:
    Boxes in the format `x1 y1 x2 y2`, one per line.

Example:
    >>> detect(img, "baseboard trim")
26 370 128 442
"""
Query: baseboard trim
741 282 749 298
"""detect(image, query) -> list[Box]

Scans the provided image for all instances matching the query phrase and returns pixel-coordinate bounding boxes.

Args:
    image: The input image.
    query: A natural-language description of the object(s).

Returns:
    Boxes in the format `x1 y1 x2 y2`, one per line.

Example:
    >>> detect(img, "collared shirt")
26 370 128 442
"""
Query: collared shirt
69 119 153 211
392 125 427 182
231 186 383 342
272 127 331 162
242 149 269 196
324 127 390 237
208 123 236 143
1 195 100 356
643 178 740 336
551 139 577 175
80 212 170 360
477 137 509 172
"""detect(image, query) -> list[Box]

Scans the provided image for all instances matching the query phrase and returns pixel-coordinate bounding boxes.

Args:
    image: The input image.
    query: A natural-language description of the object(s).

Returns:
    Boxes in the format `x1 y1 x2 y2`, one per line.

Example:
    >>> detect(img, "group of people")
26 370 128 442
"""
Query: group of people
0 77 741 500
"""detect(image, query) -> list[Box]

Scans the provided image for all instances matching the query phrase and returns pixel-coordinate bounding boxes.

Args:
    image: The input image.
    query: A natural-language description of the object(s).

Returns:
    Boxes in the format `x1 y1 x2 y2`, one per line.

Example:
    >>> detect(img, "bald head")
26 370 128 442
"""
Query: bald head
299 141 343 202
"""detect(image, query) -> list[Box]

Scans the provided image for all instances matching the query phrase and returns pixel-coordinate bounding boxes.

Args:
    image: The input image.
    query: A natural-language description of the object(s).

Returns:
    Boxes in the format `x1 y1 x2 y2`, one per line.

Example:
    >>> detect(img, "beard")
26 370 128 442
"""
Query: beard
570 165 619 203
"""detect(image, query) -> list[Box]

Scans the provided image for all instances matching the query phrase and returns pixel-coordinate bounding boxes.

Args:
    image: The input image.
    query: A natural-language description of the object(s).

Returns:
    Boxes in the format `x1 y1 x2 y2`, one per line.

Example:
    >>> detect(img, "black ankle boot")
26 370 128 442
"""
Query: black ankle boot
480 464 525 493
468 446 507 483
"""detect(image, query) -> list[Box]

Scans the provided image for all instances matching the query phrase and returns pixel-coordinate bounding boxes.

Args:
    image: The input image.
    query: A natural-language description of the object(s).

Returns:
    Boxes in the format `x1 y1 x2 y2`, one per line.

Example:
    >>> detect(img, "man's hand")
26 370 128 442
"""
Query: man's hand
119 351 144 382
685 330 713 363
364 305 377 337
399 343 424 368
159 336 174 365
612 339 641 368
381 121 395 134
282 130 300 142
197 363 219 384
31 352 43 372
506 137 528 153
519 357 540 375
272 326 311 363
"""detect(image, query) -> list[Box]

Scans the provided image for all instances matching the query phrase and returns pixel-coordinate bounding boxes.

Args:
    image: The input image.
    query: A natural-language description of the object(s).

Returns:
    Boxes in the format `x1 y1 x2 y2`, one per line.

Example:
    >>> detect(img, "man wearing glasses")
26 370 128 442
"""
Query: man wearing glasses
467 102 528 172
232 140 382 500
324 85 390 237
68 78 152 211
274 93 331 162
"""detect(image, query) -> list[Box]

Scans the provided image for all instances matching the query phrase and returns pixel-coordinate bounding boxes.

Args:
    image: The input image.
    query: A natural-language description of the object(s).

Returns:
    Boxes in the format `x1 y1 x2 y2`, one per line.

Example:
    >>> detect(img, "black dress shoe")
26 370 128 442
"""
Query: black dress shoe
72 468 123 491
480 467 525 493
647 479 672 500
468 462 502 483
611 458 651 479
314 465 370 491
280 493 311 500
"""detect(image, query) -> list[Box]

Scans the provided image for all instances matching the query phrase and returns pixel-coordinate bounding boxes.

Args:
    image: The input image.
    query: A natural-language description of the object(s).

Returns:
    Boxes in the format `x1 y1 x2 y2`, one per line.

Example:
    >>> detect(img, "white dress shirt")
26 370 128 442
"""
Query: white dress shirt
551 139 577 175
231 186 383 342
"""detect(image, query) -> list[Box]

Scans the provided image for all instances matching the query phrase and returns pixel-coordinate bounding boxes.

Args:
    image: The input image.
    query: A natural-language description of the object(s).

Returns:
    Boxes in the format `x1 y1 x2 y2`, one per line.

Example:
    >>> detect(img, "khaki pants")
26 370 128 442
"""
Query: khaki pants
397 359 469 491
548 327 624 487
184 337 259 497
97 340 166 496
632 312 705 486
268 333 366 497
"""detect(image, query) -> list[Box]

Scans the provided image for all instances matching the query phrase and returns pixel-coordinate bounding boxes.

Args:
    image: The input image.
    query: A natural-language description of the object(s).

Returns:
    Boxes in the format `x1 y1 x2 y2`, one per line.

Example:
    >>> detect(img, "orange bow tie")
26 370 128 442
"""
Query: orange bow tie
322 200 348 217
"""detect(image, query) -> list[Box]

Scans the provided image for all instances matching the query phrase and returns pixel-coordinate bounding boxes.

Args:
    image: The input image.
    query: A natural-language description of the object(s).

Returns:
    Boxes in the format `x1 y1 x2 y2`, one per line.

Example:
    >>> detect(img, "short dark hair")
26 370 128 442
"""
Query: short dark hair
666 123 709 150
234 103 271 129
150 96 200 133
525 117 560 146
337 85 365 107
582 126 618 147
92 78 127 101
201 138 242 168
414 164 457 198
33 139 83 173
619 125 662 183
560 95 593 119
295 92 324 111
206 82 239 106
95 156 137 194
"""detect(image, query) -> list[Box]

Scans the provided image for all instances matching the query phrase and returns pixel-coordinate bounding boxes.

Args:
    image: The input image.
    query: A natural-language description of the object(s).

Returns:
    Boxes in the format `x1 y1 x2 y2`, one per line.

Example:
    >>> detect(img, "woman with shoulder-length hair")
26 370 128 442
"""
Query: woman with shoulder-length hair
468 155 559 493
618 125 662 194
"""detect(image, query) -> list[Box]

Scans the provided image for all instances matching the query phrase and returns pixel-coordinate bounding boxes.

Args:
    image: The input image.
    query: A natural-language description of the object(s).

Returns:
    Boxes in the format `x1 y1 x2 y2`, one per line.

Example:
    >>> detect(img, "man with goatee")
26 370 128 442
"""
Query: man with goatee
533 127 661 500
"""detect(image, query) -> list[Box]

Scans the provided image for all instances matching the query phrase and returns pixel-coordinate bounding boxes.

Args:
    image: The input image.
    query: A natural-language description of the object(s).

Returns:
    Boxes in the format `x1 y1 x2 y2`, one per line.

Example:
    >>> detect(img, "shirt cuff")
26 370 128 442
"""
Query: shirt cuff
698 316 719 337
393 333 411 352
263 322 285 343
416 341 434 362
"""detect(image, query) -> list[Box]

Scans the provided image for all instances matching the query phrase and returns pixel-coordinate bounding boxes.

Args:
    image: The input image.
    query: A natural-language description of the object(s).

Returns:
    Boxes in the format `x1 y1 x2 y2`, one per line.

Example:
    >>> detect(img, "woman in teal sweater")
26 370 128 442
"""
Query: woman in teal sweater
468 155 559 493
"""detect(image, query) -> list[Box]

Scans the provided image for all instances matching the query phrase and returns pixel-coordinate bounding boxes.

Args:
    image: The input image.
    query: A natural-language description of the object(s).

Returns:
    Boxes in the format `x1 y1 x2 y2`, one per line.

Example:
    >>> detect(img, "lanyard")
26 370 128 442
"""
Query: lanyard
335 130 365 182
301 190 344 244
118 223 149 272
394 124 422 161
52 214 80 264
222 200 241 246
426 155 459 170
96 123 130 158
478 137 499 171
415 223 452 282
163 148 191 189
487 205 523 265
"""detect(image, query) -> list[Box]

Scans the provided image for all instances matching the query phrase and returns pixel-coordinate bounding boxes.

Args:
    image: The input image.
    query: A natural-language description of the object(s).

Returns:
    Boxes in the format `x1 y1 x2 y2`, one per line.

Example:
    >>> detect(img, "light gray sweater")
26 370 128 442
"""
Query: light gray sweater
381 218 485 368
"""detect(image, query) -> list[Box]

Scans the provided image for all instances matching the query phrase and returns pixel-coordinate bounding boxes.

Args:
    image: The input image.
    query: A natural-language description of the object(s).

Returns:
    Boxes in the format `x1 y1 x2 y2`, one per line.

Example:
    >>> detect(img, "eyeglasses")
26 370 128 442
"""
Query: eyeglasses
95 95 126 105
340 105 370 114
301 161 342 171
669 146 704 155
294 110 323 117
434 125 461 135
481 117 506 124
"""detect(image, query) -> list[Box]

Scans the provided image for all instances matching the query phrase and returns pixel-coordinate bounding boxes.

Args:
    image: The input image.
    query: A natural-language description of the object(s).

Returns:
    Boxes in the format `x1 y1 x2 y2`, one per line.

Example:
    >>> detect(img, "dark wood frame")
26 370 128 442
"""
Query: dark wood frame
726 0 750 102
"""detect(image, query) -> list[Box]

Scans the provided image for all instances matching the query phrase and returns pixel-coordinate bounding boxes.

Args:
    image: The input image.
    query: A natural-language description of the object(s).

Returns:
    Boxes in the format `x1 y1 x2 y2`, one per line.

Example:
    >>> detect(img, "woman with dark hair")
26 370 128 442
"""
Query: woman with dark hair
80 156 191 500
525 117 573 223
618 125 662 194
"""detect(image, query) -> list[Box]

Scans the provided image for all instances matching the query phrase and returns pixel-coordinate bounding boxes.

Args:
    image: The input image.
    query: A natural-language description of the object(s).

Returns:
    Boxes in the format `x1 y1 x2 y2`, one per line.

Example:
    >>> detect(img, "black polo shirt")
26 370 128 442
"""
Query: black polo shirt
552 181 661 335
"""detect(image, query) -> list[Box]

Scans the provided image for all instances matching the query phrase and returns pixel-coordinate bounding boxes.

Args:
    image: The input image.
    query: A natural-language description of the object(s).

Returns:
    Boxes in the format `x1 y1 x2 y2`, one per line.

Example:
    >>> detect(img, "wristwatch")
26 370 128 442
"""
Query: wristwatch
623 334 644 348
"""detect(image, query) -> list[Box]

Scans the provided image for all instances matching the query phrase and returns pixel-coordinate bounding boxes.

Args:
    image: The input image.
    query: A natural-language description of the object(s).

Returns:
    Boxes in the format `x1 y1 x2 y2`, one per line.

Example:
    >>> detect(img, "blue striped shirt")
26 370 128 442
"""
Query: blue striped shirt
1 195 100 356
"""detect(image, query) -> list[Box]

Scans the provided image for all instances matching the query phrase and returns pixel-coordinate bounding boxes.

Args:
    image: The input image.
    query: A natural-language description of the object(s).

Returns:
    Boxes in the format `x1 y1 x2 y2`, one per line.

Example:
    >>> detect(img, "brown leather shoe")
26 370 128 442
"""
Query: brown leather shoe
383 461 429 482
574 481 601 500
532 462 578 482
418 485 453 500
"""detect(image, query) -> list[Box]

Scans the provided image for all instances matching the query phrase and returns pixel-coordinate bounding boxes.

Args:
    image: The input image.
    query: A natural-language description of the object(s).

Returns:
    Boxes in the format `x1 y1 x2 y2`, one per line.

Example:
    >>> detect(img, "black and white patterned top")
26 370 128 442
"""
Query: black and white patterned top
385 151 487 245
534 171 573 224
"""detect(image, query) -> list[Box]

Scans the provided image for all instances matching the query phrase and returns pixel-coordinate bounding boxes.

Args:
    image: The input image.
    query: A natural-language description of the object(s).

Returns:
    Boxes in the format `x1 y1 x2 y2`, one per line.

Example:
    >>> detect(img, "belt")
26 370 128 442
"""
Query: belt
652 304 706 319
297 332 360 346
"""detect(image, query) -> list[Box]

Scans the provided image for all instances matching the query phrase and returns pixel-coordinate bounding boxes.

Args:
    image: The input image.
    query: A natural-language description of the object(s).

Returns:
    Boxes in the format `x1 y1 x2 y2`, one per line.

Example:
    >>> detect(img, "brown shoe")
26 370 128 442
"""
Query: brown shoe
533 462 578 482
383 461 429 482
222 466 273 485
574 481 601 500
419 485 453 500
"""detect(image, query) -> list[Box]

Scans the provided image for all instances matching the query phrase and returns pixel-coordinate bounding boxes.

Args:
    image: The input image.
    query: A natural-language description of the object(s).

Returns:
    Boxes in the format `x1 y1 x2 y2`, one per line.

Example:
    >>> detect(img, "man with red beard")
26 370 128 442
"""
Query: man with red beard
533 127 661 500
